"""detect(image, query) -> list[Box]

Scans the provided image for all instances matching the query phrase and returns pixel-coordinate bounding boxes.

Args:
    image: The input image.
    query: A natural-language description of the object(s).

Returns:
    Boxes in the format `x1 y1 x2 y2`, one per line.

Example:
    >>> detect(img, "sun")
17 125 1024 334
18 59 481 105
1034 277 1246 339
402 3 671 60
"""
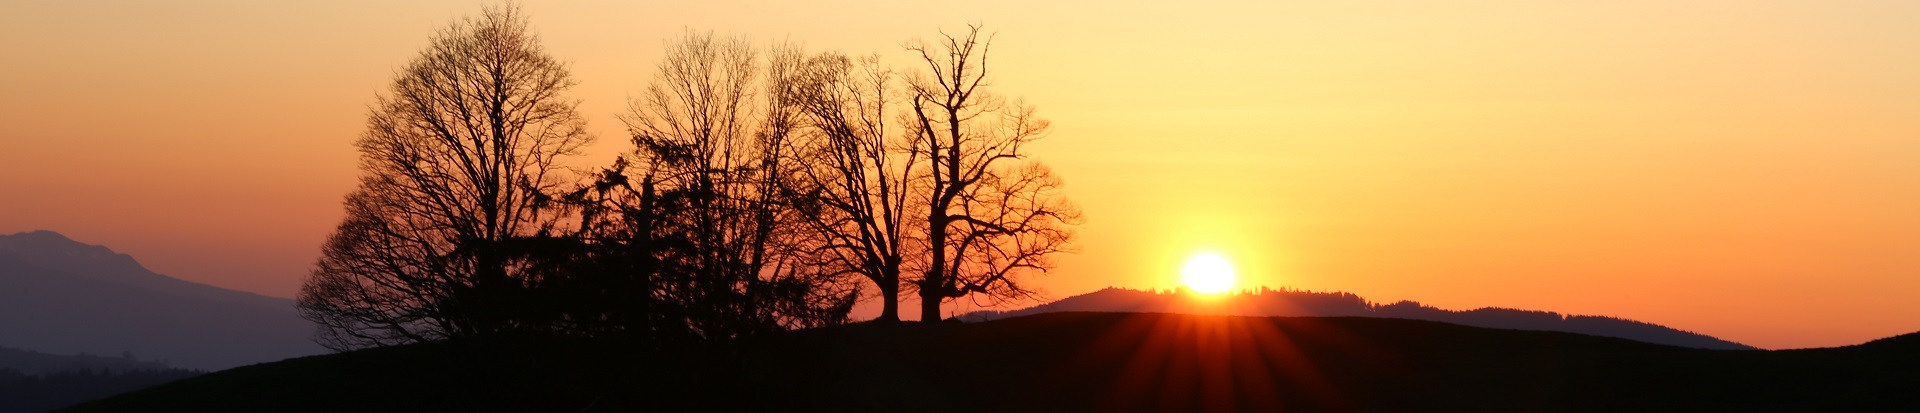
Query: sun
1180 252 1237 294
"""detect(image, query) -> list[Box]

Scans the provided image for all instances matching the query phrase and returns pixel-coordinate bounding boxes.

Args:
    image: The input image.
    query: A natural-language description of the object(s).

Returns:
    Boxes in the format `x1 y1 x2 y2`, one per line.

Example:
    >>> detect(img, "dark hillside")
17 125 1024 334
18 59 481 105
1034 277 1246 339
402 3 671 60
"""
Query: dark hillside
1860 331 1920 349
64 312 1920 413
0 345 203 413
1 368 200 413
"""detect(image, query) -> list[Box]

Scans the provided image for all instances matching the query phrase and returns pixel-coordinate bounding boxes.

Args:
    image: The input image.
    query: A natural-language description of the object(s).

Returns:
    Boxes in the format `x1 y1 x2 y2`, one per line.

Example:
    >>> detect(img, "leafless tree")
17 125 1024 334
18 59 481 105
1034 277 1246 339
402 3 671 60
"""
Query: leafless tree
612 32 853 338
297 5 591 350
776 52 923 322
905 25 1081 322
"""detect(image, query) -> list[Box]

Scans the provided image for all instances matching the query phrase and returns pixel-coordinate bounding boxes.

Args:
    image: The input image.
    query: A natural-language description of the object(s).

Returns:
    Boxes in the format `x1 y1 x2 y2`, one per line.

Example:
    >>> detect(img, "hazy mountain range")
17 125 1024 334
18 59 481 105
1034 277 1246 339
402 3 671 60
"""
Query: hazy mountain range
960 287 1755 350
0 230 322 371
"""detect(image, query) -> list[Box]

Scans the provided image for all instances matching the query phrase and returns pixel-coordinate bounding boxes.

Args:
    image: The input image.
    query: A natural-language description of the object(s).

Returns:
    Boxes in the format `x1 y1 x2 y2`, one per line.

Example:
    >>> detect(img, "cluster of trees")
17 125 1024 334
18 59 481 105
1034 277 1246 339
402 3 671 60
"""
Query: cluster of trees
297 5 1078 350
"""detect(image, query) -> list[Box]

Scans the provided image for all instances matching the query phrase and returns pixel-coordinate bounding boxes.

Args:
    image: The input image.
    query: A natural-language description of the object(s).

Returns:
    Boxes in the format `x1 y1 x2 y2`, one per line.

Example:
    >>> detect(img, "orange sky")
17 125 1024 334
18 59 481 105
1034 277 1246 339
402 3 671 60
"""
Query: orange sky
3 1 1917 349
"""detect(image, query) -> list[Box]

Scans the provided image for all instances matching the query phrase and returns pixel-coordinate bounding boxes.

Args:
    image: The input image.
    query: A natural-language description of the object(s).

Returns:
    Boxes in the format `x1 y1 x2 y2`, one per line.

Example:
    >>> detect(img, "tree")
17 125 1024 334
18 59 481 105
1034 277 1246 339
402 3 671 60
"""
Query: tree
905 26 1081 322
609 32 853 339
297 5 591 350
777 52 922 322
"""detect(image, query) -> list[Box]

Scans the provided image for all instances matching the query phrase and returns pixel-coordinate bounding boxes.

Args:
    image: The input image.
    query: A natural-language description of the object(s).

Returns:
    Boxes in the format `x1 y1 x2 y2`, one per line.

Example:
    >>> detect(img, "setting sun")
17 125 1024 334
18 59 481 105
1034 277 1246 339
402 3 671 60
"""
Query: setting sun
1181 252 1237 294
5 1 1920 410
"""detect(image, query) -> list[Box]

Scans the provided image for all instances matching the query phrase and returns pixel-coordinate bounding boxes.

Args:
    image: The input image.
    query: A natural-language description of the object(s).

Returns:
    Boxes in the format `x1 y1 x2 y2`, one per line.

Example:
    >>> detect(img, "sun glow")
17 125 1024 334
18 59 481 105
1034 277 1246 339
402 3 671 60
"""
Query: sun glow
1180 252 1237 294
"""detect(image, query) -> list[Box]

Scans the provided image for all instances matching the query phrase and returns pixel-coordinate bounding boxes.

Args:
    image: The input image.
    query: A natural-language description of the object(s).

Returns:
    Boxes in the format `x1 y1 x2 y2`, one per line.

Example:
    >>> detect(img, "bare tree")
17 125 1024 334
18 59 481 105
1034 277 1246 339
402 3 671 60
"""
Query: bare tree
613 32 853 338
777 52 922 322
297 5 591 350
905 26 1081 322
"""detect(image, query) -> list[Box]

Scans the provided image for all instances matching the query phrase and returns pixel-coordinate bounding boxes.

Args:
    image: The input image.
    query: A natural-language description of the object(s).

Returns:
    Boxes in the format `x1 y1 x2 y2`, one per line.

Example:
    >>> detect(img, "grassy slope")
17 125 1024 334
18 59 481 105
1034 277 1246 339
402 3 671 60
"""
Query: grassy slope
63 312 1920 412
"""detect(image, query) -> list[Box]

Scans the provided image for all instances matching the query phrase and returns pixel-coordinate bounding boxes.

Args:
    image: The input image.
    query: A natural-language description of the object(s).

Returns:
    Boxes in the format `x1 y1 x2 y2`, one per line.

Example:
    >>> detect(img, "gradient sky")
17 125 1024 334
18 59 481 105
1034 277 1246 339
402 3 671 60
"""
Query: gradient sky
4 0 1917 349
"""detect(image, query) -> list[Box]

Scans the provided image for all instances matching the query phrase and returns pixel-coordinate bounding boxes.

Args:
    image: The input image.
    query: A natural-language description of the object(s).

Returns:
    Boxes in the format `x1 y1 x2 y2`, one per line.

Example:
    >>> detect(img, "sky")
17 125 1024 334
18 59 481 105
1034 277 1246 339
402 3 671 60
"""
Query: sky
3 0 1917 350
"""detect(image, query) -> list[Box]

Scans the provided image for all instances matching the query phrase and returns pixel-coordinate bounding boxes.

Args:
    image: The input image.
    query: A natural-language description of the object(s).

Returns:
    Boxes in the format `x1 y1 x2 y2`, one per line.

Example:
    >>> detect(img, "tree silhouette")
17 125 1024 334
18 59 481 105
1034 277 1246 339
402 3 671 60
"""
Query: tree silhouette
905 25 1081 321
776 51 922 322
600 32 854 339
299 12 1071 345
297 5 592 350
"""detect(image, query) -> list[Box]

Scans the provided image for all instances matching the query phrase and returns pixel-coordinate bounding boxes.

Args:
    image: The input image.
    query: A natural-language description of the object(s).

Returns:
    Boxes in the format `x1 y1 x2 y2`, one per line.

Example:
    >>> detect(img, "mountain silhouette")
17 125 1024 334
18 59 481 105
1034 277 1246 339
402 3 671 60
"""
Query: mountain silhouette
0 230 322 371
959 287 1754 350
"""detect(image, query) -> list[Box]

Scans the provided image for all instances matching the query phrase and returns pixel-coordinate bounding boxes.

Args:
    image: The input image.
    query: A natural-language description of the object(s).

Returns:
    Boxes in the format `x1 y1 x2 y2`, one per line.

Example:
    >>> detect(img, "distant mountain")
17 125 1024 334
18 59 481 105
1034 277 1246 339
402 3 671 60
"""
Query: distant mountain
959 287 1755 350
0 230 323 371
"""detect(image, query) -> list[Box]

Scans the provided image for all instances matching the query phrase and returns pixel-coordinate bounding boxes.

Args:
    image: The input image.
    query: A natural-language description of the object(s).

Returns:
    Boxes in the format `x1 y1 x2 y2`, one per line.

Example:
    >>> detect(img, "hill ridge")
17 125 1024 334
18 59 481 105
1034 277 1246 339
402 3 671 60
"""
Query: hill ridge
959 287 1754 350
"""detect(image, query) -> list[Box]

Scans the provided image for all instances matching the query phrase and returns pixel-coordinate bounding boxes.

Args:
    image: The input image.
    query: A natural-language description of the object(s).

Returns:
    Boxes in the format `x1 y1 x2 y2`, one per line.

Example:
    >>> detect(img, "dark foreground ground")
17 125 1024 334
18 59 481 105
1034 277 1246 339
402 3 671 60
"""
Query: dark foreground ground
62 312 1920 412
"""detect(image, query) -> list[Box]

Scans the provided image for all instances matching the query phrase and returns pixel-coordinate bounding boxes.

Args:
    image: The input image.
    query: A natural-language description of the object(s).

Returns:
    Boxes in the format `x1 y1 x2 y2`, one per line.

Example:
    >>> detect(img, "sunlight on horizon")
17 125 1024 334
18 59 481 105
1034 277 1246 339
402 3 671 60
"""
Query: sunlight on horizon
2 0 1917 349
1181 252 1238 294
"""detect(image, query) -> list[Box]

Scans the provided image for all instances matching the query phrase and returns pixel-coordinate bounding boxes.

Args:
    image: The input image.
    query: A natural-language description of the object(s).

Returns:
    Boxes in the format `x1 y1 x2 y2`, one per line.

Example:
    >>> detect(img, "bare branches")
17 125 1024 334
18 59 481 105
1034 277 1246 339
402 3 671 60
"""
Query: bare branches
298 4 592 350
778 49 926 321
603 32 855 339
905 25 1079 321
303 18 1071 343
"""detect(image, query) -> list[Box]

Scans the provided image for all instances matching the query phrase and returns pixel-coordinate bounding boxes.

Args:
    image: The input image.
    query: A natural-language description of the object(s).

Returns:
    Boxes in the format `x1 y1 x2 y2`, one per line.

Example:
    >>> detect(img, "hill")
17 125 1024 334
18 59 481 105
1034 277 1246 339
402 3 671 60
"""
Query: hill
62 312 1920 412
0 230 323 371
961 287 1754 350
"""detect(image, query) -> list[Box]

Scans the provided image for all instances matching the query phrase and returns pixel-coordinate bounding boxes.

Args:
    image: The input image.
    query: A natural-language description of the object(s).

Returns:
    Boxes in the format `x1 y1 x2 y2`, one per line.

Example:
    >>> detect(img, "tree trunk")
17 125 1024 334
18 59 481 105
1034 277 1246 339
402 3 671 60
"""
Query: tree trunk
919 284 942 322
921 209 948 322
876 281 900 322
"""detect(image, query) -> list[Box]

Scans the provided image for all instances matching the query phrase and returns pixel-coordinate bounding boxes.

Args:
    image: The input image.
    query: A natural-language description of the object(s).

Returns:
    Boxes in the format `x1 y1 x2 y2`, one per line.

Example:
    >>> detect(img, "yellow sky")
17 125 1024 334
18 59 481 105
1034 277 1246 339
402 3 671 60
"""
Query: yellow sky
3 0 1917 349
